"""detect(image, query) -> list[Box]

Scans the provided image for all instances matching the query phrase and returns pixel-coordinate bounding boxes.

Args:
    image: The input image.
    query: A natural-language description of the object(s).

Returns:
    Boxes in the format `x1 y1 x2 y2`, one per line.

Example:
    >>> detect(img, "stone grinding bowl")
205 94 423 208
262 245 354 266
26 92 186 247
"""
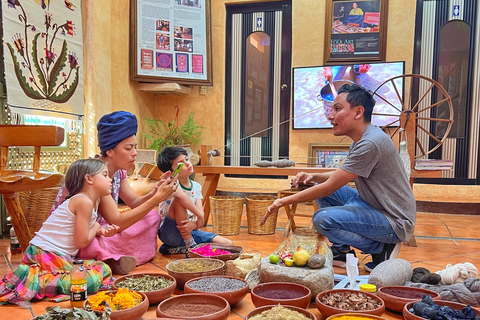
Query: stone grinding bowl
184 275 249 306
187 243 244 261
245 304 317 320
377 285 441 312
326 313 388 320
403 300 480 320
156 293 230 320
83 290 149 320
315 289 385 318
166 258 225 289
112 272 176 305
251 282 312 309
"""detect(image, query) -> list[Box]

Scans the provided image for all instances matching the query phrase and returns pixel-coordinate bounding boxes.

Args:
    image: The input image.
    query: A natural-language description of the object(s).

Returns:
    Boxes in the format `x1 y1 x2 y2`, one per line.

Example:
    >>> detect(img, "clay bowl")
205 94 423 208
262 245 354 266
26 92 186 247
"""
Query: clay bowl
184 275 249 306
112 272 176 305
403 300 480 320
377 285 441 312
315 289 385 318
166 258 225 289
326 313 388 320
188 243 244 261
84 290 149 320
156 293 230 320
251 282 312 309
245 304 317 320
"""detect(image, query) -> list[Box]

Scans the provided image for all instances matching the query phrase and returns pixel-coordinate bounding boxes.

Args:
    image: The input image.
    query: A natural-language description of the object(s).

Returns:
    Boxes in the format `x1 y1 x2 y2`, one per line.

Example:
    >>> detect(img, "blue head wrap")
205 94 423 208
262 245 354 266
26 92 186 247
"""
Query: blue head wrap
97 111 138 152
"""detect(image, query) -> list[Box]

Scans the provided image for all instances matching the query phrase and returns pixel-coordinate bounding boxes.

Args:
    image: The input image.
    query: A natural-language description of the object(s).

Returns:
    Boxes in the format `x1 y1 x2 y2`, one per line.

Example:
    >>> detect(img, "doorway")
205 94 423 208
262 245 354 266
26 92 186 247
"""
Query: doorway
224 1 292 171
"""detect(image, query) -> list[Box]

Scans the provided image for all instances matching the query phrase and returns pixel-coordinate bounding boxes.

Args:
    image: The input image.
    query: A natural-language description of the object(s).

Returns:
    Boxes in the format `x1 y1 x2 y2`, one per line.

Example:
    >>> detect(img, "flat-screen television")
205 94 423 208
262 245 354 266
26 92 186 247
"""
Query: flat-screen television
292 61 405 129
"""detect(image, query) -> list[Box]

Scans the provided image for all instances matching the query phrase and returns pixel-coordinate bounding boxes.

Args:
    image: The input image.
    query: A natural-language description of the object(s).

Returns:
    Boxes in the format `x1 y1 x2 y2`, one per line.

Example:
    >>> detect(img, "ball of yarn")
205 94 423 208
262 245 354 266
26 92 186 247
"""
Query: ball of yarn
436 262 478 285
411 267 431 283
419 273 441 285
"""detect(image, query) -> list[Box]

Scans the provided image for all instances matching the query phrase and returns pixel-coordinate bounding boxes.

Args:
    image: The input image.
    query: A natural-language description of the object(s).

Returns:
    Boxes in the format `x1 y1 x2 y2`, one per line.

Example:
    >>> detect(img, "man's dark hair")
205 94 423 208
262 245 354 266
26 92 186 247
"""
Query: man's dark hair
337 84 376 122
157 146 188 173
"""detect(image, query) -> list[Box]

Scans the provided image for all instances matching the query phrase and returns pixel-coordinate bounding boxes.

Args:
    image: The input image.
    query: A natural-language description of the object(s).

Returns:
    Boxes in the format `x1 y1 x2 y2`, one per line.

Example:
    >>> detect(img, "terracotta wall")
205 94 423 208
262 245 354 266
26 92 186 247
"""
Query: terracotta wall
86 0 417 190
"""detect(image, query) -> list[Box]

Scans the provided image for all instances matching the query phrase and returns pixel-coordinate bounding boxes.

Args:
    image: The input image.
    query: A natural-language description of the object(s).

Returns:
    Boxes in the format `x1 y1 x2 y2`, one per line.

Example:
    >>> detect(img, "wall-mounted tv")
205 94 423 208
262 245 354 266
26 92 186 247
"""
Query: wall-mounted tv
292 61 405 129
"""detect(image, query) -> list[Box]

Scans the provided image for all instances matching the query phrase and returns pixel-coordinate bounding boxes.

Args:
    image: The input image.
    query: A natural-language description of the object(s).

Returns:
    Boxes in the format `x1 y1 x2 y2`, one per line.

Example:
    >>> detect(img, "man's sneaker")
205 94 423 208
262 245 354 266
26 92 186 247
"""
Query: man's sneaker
159 244 187 255
364 242 402 272
331 247 356 268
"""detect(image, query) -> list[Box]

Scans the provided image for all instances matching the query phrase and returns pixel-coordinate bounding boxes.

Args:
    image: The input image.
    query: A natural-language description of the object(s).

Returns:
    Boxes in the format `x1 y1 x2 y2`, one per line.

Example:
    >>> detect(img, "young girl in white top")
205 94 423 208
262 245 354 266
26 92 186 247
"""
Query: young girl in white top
0 158 118 304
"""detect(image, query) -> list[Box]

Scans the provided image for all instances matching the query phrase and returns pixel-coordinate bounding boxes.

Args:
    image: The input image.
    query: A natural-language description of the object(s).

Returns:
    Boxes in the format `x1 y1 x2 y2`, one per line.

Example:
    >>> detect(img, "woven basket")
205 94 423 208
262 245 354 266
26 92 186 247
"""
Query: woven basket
246 195 278 235
17 175 65 245
210 196 243 235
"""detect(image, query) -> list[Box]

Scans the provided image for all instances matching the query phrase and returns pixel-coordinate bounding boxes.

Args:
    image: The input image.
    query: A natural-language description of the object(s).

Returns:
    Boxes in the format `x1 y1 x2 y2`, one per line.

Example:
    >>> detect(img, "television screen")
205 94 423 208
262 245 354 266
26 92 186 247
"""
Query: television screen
292 61 405 129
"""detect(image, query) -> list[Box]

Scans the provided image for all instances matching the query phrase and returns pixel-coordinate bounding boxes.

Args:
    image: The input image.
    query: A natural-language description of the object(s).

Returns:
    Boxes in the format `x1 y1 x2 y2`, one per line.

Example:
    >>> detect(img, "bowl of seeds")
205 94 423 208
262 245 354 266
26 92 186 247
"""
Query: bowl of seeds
166 258 225 289
245 304 317 320
315 289 385 318
156 293 230 319
184 275 249 306
112 272 176 305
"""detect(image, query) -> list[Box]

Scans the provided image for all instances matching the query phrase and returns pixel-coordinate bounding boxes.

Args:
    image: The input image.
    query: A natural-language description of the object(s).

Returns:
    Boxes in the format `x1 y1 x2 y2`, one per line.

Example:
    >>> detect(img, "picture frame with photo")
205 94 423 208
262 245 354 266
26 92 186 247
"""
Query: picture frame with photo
324 0 388 63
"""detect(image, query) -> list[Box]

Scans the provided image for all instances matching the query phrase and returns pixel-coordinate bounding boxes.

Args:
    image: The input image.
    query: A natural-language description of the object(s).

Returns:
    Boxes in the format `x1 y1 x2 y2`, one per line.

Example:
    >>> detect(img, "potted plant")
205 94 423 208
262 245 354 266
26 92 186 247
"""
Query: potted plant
144 108 204 151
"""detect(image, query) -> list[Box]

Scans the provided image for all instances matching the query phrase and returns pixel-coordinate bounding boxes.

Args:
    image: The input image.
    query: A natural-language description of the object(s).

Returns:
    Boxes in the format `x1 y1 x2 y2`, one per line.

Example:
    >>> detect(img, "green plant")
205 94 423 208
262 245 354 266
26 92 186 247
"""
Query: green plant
144 111 205 151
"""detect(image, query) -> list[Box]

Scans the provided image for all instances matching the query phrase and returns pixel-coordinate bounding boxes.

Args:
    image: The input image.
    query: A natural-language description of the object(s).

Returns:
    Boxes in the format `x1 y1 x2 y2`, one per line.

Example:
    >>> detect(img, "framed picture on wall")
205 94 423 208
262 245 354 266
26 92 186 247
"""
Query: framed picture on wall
324 0 388 64
130 0 213 86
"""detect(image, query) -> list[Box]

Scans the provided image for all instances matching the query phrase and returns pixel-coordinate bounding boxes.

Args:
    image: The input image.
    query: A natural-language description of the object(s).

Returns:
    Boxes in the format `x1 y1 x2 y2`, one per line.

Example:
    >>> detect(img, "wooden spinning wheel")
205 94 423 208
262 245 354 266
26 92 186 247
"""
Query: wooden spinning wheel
372 74 454 158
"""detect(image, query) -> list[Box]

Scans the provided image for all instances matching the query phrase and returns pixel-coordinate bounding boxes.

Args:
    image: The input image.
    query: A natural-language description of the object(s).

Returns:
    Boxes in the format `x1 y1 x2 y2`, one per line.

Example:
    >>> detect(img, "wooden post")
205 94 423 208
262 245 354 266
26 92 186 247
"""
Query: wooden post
200 144 213 166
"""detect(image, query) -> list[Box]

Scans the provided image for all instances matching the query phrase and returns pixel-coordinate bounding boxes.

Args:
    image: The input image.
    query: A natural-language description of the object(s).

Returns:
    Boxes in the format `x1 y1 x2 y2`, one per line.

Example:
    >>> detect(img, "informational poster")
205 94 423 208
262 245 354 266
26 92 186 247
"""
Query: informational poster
130 0 212 86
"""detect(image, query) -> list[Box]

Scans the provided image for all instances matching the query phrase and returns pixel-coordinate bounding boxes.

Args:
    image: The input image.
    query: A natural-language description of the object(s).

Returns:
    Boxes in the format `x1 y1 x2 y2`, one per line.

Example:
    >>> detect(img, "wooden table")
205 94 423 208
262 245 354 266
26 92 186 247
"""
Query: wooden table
193 165 336 226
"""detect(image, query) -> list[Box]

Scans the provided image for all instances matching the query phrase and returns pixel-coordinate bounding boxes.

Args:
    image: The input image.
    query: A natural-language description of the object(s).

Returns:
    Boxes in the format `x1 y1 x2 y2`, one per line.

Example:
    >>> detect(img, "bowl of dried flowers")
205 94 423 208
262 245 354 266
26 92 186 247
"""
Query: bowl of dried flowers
315 289 385 318
166 258 225 289
84 288 148 320
112 273 176 305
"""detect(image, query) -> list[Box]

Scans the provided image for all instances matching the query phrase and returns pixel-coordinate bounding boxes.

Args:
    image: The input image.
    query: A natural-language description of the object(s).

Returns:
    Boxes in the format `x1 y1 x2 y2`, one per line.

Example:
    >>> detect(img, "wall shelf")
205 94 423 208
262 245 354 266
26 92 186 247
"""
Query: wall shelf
138 82 191 95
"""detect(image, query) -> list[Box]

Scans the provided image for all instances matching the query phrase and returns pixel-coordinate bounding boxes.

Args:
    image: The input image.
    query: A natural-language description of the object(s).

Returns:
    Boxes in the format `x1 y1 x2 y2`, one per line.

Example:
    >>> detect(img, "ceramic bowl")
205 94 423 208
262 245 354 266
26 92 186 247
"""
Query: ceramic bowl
326 313 388 320
184 275 249 306
156 293 230 320
188 243 244 261
403 300 480 320
84 290 149 320
315 289 385 318
112 272 176 305
166 258 225 289
251 282 312 309
377 285 441 312
245 304 317 320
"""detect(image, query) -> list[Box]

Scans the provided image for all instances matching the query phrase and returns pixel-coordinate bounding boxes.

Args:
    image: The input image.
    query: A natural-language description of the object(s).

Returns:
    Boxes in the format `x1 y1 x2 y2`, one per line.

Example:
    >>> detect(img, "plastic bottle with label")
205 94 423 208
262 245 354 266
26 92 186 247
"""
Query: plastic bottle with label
70 260 87 308
10 226 22 254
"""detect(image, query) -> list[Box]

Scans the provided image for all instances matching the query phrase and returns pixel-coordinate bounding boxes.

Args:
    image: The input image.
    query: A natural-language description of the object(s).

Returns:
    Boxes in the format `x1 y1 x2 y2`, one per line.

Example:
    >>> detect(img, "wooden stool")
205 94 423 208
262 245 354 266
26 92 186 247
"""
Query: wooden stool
278 189 318 237
0 125 64 250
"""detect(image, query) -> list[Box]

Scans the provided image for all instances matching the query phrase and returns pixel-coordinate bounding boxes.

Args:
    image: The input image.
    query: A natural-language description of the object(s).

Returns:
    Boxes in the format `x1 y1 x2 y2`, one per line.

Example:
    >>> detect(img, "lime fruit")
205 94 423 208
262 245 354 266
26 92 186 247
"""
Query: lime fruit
269 254 279 264
284 258 294 267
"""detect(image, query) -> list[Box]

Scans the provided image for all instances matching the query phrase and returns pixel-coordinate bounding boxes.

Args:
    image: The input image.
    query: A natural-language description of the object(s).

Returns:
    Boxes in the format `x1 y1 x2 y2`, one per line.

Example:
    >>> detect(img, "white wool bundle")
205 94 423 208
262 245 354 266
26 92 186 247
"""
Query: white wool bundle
436 262 478 285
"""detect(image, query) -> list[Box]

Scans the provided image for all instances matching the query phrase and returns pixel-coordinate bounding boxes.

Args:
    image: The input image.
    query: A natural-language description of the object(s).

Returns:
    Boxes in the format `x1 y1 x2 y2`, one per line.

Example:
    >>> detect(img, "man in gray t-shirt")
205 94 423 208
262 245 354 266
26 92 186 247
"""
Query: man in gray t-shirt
262 84 416 272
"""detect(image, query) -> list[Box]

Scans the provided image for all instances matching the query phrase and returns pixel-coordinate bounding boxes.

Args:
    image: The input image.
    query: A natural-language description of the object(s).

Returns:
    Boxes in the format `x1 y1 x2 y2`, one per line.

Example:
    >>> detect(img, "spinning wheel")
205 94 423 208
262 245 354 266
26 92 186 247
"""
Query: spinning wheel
372 74 454 158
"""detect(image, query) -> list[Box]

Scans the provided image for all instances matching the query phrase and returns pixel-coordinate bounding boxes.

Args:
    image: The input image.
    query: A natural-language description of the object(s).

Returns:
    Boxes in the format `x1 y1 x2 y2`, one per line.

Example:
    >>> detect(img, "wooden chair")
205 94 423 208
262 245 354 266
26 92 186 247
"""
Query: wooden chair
0 125 64 250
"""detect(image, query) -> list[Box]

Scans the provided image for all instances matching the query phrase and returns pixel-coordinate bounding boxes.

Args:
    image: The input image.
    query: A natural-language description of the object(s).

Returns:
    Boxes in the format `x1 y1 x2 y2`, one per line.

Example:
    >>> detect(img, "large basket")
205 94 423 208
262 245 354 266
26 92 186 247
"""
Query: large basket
209 196 243 235
246 195 278 235
17 175 65 245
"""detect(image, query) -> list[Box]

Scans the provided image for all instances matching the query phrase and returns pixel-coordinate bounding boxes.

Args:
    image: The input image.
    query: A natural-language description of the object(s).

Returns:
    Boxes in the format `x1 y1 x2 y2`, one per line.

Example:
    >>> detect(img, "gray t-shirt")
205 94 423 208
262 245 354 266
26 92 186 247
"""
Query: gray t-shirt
340 124 416 242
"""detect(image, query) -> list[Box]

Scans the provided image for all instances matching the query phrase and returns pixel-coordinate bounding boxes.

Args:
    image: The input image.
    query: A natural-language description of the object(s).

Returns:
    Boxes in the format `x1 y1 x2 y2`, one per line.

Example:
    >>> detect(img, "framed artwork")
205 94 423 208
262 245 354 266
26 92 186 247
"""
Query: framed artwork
130 0 213 86
324 0 388 64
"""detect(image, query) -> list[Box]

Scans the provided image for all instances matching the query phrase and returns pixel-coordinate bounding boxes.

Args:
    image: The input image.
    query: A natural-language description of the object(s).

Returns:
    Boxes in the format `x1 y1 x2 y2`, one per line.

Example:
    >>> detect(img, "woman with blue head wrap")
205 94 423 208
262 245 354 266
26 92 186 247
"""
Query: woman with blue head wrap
51 111 178 274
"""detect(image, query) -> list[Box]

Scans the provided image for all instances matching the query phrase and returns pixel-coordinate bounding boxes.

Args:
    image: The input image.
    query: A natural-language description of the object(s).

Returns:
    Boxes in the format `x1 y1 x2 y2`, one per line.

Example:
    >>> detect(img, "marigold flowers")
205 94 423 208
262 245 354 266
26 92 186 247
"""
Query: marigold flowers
86 288 143 312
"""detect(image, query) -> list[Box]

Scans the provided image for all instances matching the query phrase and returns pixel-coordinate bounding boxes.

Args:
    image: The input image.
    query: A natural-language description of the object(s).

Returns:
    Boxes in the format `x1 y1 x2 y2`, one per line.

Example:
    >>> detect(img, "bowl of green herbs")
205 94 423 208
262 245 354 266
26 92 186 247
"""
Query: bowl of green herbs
113 273 176 305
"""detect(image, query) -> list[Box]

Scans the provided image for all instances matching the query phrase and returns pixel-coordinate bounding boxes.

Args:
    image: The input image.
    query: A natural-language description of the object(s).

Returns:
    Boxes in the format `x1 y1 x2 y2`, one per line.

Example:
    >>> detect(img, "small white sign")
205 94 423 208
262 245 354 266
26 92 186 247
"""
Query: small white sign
257 17 262 28
453 5 460 17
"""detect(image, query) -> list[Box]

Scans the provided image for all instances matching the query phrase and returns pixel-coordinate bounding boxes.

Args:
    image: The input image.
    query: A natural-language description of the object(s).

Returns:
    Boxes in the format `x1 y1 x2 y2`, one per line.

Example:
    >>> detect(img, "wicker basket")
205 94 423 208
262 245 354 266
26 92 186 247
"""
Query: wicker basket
17 175 65 245
246 195 278 235
209 196 243 235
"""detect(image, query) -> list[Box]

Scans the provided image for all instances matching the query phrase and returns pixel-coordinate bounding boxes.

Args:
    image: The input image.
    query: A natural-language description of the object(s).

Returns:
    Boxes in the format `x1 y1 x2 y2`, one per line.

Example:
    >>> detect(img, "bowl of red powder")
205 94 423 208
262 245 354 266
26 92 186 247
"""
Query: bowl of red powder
251 282 312 309
377 285 441 312
156 293 230 320
188 243 243 261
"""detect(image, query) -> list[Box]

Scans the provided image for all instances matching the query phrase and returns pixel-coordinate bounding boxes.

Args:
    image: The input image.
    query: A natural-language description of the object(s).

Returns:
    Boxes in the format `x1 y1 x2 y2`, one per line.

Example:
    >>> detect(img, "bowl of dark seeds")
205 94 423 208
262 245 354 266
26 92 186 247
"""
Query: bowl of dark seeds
113 273 176 305
184 275 249 306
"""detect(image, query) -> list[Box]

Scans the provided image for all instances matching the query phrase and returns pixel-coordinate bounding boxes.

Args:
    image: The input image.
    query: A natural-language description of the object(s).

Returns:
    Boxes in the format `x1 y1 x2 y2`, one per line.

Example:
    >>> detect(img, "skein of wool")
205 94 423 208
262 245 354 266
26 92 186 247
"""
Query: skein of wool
254 159 295 168
436 262 478 285
405 278 480 306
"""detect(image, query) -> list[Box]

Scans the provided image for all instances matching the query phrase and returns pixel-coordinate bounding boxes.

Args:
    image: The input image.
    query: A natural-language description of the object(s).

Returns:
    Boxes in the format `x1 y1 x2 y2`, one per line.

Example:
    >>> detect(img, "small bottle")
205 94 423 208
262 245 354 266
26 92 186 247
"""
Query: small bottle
9 227 22 254
360 283 377 295
70 260 87 308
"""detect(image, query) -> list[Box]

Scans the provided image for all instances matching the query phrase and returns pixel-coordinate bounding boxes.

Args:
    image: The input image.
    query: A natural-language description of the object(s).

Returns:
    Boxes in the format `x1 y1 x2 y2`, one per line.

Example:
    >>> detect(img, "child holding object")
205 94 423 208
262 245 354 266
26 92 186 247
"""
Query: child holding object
0 159 117 303
157 147 233 256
